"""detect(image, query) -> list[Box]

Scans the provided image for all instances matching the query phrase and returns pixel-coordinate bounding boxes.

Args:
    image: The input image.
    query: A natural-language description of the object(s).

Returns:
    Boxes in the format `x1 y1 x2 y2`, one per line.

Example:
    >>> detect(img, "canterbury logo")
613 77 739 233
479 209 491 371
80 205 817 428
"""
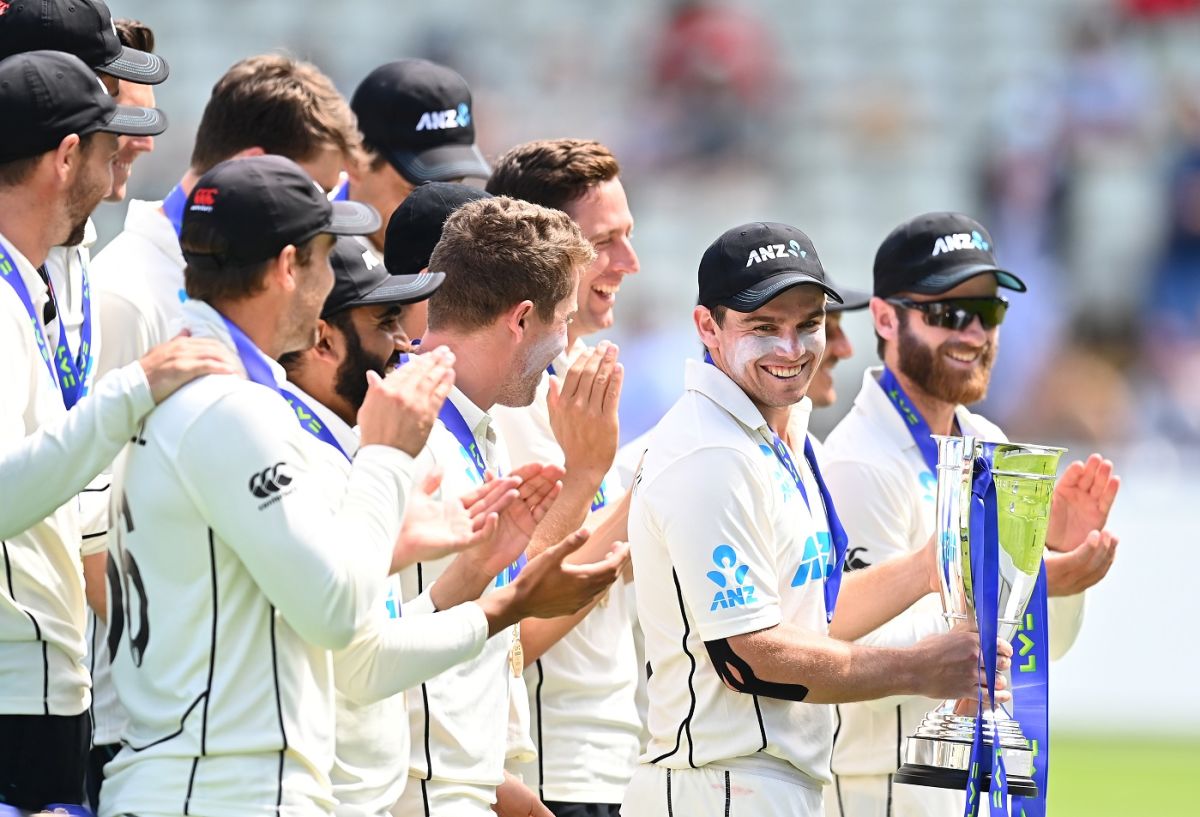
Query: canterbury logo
248 462 293 498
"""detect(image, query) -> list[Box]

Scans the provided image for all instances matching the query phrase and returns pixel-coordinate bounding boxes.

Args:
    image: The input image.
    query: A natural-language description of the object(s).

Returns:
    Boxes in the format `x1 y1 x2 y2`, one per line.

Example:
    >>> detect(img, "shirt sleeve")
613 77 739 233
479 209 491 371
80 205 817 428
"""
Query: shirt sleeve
175 389 414 650
1047 591 1085 661
647 446 783 642
506 669 536 763
335 596 489 706
0 360 154 540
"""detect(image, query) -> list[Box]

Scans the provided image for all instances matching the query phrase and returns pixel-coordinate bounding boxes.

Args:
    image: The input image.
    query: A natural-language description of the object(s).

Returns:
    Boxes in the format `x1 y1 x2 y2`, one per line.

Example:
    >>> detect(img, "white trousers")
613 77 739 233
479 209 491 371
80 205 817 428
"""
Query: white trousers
621 764 824 817
823 773 966 817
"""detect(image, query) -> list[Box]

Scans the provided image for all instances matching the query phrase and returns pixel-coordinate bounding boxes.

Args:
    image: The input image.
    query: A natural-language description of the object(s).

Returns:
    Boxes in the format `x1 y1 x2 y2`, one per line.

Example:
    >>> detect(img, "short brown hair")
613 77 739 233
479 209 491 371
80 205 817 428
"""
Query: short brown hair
427 196 594 332
486 139 619 211
183 235 318 305
114 18 155 53
189 55 361 175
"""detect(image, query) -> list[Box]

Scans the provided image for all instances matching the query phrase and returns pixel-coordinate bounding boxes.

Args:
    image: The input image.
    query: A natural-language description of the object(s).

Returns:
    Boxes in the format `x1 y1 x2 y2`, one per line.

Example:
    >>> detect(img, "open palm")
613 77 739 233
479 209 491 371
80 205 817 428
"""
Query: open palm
1046 454 1120 552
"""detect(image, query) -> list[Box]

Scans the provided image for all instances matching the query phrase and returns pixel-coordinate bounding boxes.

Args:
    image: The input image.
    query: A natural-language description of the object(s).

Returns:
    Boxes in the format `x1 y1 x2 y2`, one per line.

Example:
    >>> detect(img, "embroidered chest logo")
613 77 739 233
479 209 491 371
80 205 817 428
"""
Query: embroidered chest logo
707 545 757 611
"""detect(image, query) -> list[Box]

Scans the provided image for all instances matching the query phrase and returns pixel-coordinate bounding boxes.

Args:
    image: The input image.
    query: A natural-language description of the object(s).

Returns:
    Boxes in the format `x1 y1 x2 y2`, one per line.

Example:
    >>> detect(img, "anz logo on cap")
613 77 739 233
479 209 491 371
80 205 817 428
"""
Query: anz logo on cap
746 239 806 267
931 230 989 257
415 103 471 132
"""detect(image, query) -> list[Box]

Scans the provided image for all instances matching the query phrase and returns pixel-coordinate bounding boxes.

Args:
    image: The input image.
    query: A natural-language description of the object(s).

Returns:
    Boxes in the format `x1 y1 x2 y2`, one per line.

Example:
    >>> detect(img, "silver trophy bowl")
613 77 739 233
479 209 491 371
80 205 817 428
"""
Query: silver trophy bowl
894 435 1064 798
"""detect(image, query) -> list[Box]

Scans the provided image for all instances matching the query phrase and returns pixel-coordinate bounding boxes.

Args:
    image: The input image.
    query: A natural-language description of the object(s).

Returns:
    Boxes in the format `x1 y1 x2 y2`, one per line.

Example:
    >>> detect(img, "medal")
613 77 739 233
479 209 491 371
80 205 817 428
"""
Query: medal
509 625 523 677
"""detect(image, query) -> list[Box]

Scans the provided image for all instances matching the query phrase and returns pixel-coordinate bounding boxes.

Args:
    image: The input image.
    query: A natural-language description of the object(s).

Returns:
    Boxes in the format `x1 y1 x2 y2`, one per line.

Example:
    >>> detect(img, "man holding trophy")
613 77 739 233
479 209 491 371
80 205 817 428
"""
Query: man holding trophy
822 212 1120 817
623 222 1013 817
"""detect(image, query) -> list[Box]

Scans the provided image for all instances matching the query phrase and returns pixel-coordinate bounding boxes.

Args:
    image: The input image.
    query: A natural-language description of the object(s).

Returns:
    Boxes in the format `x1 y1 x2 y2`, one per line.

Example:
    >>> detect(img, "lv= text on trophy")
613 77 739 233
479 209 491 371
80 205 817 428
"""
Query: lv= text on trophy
895 434 1064 816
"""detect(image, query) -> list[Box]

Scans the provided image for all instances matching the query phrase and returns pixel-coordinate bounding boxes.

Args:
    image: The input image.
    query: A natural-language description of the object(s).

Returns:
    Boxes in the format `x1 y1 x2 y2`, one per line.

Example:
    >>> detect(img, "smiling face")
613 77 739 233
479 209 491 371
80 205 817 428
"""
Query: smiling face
697 284 828 413
889 275 1000 406
808 310 854 408
563 177 638 340
496 276 579 408
106 80 156 202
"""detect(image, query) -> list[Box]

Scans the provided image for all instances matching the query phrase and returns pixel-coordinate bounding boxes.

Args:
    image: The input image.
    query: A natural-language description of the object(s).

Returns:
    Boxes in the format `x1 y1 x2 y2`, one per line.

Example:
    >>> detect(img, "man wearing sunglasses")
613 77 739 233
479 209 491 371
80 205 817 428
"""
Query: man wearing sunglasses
819 212 1120 817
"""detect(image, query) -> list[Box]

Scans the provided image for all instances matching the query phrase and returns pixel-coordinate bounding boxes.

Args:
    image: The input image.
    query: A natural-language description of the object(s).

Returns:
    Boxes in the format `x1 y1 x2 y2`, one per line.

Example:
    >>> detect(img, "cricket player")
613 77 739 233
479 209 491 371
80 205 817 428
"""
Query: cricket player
100 155 457 816
821 212 1120 817
486 138 642 817
278 234 627 817
624 221 1007 817
0 49 166 810
390 196 629 817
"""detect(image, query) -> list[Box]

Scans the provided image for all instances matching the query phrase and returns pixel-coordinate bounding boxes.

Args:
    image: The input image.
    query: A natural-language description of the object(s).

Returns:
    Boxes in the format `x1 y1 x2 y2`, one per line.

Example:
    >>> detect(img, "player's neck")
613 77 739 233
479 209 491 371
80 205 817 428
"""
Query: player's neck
213 297 289 361
0 190 57 268
755 401 793 443
891 366 957 436
289 367 356 427
420 328 506 412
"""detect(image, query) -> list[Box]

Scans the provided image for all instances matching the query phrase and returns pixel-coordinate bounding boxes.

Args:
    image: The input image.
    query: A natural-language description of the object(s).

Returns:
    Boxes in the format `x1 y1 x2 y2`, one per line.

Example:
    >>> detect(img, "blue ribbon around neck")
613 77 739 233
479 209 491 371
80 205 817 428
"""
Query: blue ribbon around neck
876 370 1049 816
217 314 349 460
703 350 848 620
0 240 93 409
162 183 187 237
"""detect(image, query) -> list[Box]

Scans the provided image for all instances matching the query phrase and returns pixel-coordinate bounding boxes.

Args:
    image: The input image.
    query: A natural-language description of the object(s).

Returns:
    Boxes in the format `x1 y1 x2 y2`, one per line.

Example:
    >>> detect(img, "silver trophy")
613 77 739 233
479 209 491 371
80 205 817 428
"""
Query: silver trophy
894 435 1064 797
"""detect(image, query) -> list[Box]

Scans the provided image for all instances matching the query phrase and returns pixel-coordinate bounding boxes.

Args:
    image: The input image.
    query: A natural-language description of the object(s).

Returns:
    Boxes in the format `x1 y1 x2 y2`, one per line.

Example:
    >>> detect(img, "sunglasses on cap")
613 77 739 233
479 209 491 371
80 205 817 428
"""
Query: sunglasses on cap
886 296 1009 331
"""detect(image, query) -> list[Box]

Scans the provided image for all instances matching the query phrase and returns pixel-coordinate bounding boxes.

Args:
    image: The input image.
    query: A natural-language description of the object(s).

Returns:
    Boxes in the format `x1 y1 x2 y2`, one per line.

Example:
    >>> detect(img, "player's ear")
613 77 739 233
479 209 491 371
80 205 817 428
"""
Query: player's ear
870 296 899 342
694 305 720 350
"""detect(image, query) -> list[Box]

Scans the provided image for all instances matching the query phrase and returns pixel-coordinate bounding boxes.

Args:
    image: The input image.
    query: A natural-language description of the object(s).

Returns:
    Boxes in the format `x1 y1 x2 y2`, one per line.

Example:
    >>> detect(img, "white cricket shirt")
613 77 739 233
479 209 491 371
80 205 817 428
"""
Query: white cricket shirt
491 340 640 804
821 367 1086 784
400 388 533 793
90 198 185 375
629 359 834 788
0 232 96 716
100 299 413 817
278 383 492 817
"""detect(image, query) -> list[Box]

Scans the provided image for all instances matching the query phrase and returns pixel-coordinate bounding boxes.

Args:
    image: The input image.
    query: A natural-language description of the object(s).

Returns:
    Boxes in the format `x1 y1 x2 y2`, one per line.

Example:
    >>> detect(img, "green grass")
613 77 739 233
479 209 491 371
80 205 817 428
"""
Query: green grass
1046 734 1199 816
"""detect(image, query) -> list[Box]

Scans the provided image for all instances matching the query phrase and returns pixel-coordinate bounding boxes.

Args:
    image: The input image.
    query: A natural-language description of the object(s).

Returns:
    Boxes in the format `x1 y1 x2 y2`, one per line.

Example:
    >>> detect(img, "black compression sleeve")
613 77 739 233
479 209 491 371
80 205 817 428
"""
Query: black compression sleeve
704 637 811 702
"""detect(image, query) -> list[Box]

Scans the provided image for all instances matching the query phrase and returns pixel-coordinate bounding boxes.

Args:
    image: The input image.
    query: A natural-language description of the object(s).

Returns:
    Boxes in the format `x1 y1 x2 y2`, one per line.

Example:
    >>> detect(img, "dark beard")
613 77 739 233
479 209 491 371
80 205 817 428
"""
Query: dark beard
64 217 88 248
896 310 996 406
332 322 394 412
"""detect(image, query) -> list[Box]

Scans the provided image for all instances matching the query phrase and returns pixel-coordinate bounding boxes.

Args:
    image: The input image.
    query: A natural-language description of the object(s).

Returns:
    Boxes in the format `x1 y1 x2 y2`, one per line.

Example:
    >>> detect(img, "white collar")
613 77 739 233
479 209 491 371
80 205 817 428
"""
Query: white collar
0 231 48 307
683 357 814 443
282 379 361 457
445 385 492 440
857 365 988 450
125 198 185 269
180 298 288 388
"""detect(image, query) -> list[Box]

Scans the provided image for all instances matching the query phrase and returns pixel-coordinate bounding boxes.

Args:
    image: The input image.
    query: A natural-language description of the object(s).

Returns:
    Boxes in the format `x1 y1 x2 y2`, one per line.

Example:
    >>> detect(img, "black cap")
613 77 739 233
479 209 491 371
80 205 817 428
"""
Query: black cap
698 222 842 312
874 212 1026 298
0 50 166 163
827 279 871 313
324 235 444 318
0 0 169 84
384 181 492 278
351 59 489 184
180 155 381 270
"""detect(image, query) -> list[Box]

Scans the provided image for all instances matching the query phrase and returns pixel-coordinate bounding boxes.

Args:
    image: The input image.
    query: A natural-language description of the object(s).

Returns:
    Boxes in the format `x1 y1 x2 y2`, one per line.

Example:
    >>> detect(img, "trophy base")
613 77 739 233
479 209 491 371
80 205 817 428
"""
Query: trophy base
894 763 1037 797
895 714 1039 799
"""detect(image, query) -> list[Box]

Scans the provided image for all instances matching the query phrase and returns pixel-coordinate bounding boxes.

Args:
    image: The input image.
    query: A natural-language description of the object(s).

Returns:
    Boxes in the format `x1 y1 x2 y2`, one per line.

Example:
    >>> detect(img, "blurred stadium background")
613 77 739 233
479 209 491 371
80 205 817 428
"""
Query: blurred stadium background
96 1 1199 813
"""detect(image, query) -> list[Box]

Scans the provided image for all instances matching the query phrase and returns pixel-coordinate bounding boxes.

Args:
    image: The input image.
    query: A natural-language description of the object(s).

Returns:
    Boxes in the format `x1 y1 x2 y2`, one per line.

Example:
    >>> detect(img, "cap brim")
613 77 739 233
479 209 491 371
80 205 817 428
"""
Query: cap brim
98 104 168 137
905 264 1027 295
386 143 491 183
720 272 843 312
101 47 170 85
328 200 383 236
348 271 446 309
827 284 871 313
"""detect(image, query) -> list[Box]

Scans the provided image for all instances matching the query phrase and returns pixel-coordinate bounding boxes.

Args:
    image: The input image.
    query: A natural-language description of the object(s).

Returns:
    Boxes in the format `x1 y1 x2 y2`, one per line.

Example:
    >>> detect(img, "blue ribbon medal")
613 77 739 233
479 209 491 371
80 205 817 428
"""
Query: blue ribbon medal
217 314 350 461
0 240 93 409
437 395 526 586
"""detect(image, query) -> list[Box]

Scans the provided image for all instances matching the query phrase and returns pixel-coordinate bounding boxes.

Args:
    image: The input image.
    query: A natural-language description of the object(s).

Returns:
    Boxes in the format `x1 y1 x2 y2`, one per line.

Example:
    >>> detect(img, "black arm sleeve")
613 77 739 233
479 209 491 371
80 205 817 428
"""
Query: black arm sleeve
703 637 810 702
